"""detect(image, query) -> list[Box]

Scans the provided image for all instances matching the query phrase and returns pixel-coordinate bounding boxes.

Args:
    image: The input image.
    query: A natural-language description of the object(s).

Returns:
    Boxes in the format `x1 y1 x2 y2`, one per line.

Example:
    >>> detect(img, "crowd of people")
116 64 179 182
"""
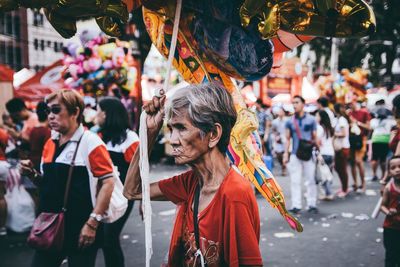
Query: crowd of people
255 95 400 215
0 91 140 267
255 94 400 266
0 83 399 266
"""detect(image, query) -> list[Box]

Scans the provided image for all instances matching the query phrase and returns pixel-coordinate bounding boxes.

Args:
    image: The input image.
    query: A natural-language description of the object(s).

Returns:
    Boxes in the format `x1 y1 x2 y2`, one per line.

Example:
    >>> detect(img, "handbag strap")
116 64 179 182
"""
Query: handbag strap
193 183 201 250
293 116 302 139
62 134 84 211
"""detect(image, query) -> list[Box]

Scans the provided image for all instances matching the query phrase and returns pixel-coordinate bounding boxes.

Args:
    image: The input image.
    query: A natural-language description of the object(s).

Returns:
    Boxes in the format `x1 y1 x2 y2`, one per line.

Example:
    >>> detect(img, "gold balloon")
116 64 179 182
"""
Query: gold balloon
0 0 129 38
239 0 376 39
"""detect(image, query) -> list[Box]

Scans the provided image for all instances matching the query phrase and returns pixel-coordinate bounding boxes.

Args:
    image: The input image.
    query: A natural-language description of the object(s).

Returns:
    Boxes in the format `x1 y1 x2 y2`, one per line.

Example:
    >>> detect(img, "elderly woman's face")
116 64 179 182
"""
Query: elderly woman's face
47 98 78 134
167 110 210 165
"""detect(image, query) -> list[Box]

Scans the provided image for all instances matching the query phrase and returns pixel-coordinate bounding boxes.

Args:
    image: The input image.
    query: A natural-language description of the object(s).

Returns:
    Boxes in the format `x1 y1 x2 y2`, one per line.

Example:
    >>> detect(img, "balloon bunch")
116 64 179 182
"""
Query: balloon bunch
63 35 138 96
0 0 128 38
239 0 376 39
315 68 372 104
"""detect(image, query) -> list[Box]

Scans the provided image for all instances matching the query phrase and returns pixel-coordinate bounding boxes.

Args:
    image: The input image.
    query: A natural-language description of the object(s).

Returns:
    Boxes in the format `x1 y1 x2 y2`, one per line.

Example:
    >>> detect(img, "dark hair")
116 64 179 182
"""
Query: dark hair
293 95 305 104
98 97 130 146
36 102 48 122
389 155 400 167
334 103 350 123
6 98 27 113
318 110 334 138
317 97 329 108
392 94 400 118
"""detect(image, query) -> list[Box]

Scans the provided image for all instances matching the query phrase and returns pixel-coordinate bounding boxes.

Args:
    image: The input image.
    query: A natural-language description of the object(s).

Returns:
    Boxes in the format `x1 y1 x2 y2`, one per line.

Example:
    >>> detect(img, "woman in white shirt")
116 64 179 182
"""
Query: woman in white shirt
316 110 335 200
333 103 351 198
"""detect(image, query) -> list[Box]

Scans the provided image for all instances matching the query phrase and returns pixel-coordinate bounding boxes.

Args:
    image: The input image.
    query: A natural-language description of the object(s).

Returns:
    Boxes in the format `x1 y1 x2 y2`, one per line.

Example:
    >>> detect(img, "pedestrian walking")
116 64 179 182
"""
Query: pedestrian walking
348 99 371 193
272 107 287 175
124 84 263 266
20 90 116 267
5 98 39 142
370 108 395 181
29 102 51 171
317 96 336 126
333 103 351 197
283 95 318 214
316 110 335 200
96 97 140 267
380 155 400 267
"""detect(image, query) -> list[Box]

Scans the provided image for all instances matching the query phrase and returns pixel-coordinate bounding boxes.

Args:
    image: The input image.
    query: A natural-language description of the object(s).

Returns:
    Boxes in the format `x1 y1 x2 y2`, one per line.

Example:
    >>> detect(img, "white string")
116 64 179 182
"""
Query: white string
162 0 182 92
139 1 182 266
194 249 206 267
139 111 152 267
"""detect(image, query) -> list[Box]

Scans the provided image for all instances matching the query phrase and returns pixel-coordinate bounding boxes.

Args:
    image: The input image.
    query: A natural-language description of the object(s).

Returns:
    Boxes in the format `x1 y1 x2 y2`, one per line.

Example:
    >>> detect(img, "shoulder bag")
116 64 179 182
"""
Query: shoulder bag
293 117 314 161
27 136 82 251
193 184 206 267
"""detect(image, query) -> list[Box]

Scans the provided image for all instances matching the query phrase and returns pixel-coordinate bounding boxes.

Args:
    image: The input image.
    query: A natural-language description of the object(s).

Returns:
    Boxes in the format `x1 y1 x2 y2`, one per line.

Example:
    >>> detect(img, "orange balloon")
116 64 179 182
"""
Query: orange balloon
272 30 314 53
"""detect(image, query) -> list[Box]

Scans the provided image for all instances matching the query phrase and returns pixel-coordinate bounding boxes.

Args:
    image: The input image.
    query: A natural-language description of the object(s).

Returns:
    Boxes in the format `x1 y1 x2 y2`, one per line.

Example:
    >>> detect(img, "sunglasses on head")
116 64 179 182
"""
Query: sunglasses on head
45 105 62 115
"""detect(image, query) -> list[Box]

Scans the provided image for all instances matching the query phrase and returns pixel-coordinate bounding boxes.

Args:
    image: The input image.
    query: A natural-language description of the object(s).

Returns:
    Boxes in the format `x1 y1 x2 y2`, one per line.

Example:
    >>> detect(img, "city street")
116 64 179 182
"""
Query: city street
0 162 386 267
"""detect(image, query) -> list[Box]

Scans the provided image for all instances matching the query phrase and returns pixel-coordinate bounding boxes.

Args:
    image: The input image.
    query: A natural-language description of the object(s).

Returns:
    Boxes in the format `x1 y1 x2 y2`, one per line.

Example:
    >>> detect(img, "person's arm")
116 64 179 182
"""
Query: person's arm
19 159 42 186
357 120 370 130
380 185 395 216
283 127 291 164
79 176 114 249
123 91 167 201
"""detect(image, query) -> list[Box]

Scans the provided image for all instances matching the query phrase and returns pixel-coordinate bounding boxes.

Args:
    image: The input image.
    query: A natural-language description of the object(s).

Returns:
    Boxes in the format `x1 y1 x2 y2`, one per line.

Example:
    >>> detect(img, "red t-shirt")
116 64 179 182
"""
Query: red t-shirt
0 128 8 161
383 181 400 230
159 167 262 267
349 109 371 137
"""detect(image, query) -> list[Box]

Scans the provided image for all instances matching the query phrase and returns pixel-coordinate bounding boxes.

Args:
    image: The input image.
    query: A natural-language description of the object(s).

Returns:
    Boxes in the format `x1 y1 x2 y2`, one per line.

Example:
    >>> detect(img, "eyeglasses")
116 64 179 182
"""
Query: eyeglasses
45 105 62 115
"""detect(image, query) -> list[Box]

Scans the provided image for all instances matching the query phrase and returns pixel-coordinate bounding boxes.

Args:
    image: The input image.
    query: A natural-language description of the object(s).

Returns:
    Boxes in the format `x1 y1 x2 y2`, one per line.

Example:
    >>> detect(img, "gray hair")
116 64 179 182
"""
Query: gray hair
166 83 237 153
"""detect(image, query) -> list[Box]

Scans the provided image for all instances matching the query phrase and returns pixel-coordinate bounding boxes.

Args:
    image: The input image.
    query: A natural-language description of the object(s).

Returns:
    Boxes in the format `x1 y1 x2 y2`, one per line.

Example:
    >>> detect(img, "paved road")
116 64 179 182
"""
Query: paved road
0 162 386 267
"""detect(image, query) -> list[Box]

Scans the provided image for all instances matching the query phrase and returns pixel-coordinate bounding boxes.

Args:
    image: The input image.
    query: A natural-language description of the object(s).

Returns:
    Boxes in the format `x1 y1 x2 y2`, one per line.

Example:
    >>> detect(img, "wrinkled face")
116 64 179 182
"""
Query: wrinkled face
47 98 78 134
167 110 210 165
389 158 400 178
292 98 304 113
95 106 106 127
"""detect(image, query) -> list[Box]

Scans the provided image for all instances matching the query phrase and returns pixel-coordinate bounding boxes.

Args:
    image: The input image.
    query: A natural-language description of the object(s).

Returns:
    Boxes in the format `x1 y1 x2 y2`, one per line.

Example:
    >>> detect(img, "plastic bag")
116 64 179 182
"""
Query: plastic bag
315 157 334 184
5 168 35 232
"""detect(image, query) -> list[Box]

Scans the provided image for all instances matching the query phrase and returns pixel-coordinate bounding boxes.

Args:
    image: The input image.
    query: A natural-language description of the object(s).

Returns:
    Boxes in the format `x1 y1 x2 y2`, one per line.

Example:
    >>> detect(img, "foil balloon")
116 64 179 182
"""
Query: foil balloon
0 0 129 38
143 6 303 232
239 0 376 39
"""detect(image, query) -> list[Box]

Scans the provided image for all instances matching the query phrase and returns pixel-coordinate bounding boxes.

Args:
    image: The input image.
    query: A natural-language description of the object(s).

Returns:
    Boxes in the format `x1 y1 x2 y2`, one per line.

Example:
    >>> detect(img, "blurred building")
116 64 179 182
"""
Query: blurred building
26 9 65 72
0 9 29 71
0 9 87 73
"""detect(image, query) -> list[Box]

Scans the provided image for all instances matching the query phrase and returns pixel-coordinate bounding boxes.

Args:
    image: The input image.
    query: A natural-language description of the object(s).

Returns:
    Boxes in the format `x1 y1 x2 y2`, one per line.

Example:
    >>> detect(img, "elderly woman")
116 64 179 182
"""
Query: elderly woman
20 90 115 267
124 83 262 266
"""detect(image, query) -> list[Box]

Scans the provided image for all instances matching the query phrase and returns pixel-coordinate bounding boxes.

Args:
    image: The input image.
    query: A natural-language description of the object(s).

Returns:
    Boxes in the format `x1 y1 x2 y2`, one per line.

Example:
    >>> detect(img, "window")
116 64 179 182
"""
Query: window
14 16 20 40
40 40 44 51
54 41 58 52
34 39 38 50
0 14 4 35
6 14 12 35
47 40 51 47
33 11 44 27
